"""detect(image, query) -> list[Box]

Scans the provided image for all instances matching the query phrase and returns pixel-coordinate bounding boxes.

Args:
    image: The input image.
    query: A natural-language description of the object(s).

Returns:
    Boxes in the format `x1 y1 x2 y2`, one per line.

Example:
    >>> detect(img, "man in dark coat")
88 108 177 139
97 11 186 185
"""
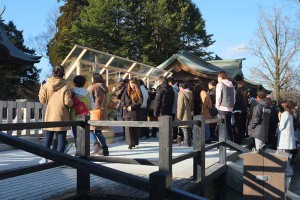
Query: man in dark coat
250 90 271 150
232 82 245 144
153 76 174 117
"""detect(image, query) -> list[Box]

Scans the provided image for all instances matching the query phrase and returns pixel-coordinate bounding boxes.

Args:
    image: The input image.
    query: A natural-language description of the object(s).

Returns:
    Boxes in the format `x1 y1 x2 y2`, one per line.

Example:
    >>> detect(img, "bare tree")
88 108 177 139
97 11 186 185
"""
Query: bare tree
250 5 300 101
29 7 60 59
0 6 5 18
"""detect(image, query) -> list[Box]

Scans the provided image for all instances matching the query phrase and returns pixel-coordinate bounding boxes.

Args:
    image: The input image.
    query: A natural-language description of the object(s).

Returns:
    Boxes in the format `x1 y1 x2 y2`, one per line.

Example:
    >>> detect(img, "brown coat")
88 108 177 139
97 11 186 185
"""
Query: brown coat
177 90 194 127
39 77 73 131
200 90 212 119
88 83 109 130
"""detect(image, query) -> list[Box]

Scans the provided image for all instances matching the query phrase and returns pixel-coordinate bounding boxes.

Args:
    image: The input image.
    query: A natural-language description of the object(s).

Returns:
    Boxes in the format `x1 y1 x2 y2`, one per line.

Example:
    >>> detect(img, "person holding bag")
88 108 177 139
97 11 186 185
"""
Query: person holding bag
120 77 143 149
38 65 73 163
88 73 109 156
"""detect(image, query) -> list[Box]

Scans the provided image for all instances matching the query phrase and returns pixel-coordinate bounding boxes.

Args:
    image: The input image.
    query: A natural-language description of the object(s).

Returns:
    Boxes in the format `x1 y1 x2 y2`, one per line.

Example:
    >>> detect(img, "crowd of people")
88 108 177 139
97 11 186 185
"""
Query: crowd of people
38 66 110 163
38 66 299 176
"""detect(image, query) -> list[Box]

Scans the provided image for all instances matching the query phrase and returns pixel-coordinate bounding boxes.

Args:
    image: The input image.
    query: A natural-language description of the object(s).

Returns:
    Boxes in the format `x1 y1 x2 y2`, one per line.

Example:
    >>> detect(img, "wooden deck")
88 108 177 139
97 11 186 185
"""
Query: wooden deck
0 137 219 200
0 116 239 200
0 165 198 200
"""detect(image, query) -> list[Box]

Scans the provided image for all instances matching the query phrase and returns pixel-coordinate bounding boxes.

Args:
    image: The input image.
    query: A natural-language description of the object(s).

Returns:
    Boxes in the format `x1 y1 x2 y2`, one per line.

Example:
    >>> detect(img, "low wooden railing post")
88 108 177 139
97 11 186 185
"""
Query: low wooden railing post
193 115 206 195
218 115 226 165
149 116 172 200
76 115 90 192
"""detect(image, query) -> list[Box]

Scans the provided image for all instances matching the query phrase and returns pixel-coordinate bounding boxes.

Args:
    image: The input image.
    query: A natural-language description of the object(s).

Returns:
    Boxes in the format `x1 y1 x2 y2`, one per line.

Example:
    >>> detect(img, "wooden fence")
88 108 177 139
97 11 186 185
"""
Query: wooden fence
0 114 251 199
0 100 45 136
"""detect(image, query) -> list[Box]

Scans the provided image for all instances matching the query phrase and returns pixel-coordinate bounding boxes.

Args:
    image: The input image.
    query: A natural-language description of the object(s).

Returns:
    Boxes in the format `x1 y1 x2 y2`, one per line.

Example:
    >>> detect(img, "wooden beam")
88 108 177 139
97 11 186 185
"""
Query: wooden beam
0 162 61 180
205 118 219 124
226 140 251 153
88 120 159 128
171 120 200 127
204 142 224 152
87 156 158 166
0 121 84 131
204 163 226 183
172 151 200 165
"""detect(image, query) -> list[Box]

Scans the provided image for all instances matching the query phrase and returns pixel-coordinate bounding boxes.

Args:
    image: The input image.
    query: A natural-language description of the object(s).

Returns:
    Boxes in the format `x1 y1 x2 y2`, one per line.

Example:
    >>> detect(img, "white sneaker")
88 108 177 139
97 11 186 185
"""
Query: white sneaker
39 158 48 164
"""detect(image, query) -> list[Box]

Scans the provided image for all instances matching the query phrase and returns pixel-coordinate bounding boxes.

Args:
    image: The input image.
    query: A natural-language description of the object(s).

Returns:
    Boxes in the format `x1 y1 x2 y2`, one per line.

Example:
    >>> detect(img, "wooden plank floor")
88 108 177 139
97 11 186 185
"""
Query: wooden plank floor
0 166 196 200
0 137 228 199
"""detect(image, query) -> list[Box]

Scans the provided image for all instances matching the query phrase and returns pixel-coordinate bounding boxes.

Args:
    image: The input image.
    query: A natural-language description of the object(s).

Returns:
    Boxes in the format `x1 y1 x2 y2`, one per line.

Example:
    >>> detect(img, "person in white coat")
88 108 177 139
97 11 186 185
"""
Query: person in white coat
277 100 296 176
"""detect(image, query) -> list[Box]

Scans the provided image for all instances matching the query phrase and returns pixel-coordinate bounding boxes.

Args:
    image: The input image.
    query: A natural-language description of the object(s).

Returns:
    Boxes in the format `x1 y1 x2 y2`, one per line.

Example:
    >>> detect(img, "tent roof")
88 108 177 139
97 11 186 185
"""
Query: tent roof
0 25 41 65
157 50 244 79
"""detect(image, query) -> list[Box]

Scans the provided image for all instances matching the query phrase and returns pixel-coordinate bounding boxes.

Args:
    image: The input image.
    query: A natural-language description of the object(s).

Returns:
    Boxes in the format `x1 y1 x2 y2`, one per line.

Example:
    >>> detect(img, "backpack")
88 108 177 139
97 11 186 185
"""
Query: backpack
72 95 89 115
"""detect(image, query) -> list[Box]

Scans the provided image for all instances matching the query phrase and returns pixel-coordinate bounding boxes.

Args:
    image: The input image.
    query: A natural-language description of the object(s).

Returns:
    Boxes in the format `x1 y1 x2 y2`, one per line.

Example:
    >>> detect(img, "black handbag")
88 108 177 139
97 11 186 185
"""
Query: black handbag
209 107 218 116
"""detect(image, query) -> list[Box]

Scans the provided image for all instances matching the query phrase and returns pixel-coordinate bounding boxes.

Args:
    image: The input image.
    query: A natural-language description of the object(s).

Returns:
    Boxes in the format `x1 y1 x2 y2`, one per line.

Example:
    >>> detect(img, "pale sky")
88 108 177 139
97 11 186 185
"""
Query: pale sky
1 0 299 82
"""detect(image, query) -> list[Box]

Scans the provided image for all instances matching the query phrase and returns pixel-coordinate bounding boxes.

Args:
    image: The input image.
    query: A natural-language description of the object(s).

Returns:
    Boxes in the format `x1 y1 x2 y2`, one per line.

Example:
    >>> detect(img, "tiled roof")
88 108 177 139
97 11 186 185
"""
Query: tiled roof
0 25 41 65
157 50 243 79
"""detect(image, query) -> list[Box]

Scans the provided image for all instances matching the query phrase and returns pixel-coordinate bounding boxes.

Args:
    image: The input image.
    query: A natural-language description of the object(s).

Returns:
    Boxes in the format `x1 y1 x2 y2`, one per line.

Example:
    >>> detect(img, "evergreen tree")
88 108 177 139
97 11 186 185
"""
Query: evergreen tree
0 21 40 100
50 0 214 66
48 0 88 65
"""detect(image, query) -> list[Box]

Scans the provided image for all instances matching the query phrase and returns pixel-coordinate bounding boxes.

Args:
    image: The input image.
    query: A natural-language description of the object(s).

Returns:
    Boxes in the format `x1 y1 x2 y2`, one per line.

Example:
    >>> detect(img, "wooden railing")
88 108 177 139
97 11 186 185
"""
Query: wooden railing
0 100 45 136
0 114 251 200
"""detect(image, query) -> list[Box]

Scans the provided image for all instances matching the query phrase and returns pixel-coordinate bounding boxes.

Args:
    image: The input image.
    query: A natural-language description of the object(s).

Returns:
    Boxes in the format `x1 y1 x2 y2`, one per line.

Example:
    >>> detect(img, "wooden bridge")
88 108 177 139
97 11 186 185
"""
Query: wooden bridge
0 101 251 199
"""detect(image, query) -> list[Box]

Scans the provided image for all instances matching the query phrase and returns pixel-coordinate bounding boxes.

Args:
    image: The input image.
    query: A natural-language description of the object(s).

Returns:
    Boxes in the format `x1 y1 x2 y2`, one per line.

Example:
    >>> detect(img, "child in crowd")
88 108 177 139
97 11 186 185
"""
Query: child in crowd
69 75 94 155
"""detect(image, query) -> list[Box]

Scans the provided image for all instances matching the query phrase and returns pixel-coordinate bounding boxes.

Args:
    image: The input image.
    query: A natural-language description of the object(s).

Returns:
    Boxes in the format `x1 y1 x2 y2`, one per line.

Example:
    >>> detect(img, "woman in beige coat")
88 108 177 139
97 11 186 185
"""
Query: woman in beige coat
39 65 73 154
177 81 194 147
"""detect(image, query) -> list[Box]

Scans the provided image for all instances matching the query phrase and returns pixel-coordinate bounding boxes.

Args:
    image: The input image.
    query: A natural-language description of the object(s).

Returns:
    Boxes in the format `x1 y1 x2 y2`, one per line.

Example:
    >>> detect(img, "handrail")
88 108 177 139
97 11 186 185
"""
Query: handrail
171 120 200 127
88 120 160 127
172 150 200 165
205 141 224 152
226 140 251 153
205 118 219 124
0 121 84 131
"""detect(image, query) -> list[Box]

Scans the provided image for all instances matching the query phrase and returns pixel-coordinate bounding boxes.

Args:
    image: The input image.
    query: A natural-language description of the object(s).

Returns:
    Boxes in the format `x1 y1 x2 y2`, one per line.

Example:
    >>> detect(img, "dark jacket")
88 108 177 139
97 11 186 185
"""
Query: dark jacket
208 87 216 107
248 97 258 120
251 98 271 142
120 89 141 120
233 90 244 111
153 83 174 117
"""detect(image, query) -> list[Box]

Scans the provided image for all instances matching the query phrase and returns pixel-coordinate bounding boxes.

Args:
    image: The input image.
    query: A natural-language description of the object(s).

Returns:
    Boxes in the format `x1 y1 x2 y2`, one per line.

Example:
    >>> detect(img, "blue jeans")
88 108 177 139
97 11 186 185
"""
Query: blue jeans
205 124 211 141
44 131 67 153
90 130 107 147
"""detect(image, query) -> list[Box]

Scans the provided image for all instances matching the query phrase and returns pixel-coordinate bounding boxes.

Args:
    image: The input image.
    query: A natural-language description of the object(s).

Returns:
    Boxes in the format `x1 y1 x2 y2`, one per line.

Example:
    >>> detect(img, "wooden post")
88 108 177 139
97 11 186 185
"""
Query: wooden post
218 115 226 165
158 116 172 178
193 115 206 195
0 101 4 126
76 115 90 192
149 116 173 199
7 101 15 135
16 102 25 136
34 102 41 136
149 171 171 200
24 102 34 136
